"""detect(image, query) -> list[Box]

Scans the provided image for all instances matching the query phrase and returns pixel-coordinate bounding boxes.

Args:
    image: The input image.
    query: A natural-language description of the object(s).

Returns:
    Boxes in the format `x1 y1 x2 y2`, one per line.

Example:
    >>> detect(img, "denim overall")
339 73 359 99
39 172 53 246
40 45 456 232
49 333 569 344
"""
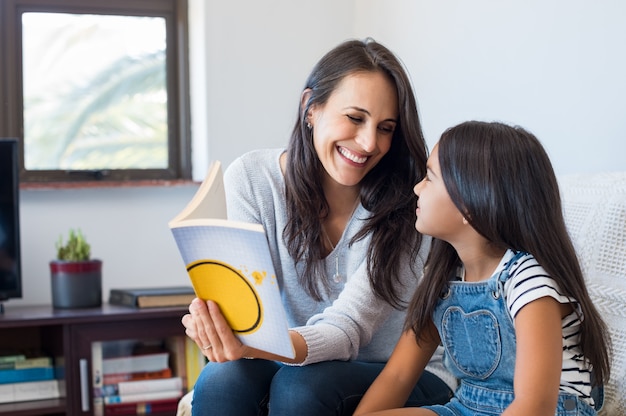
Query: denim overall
423 252 599 416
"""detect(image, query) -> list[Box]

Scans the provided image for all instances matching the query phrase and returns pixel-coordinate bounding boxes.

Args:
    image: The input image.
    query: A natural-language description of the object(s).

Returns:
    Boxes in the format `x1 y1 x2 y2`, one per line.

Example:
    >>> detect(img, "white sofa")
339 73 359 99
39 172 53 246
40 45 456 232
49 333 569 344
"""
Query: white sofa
558 171 626 415
177 171 626 416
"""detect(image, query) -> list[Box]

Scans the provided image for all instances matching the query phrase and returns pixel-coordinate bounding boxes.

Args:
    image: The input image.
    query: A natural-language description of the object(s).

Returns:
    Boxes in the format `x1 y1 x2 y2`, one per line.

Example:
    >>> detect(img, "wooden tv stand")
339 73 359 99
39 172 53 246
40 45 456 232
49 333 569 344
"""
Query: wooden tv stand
0 304 188 416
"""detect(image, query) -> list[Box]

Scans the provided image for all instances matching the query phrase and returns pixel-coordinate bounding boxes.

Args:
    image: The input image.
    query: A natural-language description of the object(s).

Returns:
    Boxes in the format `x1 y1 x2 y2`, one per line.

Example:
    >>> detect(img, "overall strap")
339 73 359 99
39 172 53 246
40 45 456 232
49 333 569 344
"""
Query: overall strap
497 251 527 284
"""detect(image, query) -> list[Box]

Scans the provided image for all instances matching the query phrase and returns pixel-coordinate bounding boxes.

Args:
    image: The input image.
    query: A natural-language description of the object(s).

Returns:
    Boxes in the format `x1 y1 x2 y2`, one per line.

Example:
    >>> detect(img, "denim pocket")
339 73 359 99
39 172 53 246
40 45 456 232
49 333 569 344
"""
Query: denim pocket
441 306 501 379
556 394 598 416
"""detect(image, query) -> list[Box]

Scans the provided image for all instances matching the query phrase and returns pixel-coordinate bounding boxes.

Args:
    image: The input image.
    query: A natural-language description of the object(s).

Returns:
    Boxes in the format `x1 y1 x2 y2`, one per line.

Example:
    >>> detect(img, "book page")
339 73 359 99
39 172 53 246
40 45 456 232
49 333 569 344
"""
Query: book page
169 160 226 224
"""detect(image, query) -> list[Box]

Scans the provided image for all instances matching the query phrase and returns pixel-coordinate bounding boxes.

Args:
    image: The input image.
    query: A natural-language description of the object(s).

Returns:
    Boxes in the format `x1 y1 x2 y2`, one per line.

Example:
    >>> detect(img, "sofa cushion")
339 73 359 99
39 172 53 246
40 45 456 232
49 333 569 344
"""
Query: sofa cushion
177 390 192 416
559 171 626 416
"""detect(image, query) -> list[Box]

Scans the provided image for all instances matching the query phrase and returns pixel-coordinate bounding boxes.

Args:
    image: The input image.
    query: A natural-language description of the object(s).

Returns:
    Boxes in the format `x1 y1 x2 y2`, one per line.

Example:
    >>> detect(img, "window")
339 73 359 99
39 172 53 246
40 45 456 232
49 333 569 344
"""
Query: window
0 0 191 183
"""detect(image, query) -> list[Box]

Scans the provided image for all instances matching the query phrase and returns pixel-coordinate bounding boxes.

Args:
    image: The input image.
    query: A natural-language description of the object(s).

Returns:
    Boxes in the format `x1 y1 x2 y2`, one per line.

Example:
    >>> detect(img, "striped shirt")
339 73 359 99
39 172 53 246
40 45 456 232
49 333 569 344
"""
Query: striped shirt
498 250 594 406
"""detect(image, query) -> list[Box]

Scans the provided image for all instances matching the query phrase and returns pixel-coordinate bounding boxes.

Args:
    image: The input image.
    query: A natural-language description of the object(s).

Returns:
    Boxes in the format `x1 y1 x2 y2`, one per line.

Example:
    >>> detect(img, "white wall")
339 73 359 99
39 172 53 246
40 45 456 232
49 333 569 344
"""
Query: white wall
188 0 355 180
355 0 626 175
9 1 625 307
16 186 197 306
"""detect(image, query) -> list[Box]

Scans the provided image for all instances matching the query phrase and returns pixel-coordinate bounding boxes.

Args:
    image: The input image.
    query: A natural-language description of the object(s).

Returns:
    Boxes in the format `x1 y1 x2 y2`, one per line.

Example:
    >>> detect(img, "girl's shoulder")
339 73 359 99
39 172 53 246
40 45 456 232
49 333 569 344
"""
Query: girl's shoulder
502 252 576 318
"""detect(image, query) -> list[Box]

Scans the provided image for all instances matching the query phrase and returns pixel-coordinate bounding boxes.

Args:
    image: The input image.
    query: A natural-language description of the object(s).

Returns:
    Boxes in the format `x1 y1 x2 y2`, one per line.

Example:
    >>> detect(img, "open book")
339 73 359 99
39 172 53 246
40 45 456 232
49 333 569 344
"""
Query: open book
168 161 295 359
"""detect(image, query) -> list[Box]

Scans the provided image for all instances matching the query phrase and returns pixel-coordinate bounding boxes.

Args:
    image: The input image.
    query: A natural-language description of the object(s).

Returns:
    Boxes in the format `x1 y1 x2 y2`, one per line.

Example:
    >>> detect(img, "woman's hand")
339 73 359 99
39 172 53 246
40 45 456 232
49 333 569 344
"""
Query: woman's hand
181 298 249 362
182 297 308 363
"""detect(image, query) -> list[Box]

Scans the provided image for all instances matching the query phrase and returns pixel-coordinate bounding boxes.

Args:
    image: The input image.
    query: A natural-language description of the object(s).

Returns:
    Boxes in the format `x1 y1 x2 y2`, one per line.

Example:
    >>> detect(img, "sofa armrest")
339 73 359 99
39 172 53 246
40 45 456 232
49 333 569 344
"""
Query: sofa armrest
559 171 626 416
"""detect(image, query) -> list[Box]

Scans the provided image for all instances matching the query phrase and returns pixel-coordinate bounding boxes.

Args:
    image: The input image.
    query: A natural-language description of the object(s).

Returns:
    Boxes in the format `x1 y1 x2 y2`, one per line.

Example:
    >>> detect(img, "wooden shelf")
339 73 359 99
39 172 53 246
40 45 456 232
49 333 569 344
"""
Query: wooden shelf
0 304 188 416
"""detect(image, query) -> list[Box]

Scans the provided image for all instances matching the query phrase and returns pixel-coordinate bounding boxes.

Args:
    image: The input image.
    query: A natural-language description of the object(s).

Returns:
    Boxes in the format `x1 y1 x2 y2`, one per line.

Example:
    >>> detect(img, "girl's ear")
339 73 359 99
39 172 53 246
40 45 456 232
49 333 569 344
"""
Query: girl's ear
461 209 472 225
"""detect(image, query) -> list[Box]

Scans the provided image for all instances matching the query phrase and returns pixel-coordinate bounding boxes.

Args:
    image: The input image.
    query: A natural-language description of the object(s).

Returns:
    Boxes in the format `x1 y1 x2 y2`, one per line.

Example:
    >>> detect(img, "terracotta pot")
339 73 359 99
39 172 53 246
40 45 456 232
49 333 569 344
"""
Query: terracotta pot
50 260 102 308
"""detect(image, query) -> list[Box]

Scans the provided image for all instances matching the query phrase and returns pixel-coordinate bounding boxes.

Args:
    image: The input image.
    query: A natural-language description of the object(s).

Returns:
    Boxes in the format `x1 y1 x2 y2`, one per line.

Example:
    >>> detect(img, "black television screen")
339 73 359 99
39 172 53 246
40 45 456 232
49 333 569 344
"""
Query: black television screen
0 138 22 303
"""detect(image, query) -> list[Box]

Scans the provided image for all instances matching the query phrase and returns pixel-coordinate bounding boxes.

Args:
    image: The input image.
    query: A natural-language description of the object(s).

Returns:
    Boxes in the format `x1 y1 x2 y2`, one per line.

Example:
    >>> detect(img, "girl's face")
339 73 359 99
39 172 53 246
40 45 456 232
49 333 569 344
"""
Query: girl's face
308 71 398 188
413 144 464 240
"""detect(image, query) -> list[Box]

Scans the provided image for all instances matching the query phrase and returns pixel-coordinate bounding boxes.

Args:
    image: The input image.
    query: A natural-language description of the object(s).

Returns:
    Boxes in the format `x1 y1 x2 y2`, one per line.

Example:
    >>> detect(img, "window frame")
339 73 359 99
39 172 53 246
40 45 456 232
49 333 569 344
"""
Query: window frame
0 0 191 184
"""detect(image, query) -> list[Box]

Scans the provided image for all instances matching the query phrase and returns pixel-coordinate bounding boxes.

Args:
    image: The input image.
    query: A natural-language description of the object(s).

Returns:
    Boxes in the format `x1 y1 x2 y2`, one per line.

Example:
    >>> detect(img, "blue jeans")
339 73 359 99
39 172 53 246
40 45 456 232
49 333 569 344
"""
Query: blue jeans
191 359 452 416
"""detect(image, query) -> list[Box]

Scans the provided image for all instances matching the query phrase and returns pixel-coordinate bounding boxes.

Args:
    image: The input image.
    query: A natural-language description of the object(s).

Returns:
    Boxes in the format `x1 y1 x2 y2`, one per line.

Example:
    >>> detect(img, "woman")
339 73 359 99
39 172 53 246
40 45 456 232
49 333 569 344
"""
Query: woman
182 38 455 415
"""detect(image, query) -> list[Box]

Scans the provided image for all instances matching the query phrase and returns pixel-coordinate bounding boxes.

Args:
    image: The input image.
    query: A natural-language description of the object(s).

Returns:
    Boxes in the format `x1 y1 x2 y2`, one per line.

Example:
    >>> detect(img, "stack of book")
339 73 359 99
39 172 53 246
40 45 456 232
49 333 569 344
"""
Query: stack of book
93 345 184 416
0 353 65 403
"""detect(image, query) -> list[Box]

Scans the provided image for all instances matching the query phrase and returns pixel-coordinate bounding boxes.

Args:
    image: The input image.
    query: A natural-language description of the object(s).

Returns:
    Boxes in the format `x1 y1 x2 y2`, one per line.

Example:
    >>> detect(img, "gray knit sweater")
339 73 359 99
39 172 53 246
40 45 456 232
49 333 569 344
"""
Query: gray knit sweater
224 148 454 389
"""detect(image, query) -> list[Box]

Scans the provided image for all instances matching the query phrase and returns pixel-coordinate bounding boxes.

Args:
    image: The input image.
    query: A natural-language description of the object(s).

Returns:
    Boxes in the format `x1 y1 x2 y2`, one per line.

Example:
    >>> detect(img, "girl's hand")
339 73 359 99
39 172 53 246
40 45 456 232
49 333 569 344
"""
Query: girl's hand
354 325 440 415
181 298 248 362
503 296 570 415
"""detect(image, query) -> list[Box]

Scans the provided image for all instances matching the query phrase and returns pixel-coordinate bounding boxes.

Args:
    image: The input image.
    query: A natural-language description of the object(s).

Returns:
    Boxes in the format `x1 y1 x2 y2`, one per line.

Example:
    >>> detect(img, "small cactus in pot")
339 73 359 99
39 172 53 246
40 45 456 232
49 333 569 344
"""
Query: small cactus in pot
50 229 102 309
56 228 91 261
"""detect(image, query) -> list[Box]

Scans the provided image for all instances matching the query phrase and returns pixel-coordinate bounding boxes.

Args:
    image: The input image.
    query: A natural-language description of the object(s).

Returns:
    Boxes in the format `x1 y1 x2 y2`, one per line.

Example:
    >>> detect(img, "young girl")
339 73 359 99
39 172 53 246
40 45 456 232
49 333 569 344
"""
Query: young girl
354 121 611 416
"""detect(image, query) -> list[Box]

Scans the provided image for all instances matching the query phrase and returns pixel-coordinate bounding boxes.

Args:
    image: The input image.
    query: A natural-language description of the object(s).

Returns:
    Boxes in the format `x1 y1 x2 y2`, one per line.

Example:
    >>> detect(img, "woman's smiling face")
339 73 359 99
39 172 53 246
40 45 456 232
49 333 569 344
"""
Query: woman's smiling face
308 71 398 188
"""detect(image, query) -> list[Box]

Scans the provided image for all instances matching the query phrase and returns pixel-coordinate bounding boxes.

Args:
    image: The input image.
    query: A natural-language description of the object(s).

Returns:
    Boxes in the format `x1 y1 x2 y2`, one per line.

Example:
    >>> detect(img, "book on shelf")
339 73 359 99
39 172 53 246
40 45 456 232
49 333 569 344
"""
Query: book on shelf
93 341 105 416
102 388 183 405
15 356 53 369
168 160 295 359
0 366 55 384
184 336 207 390
101 376 183 397
103 397 179 416
0 378 65 404
165 336 188 392
108 286 196 308
0 354 26 365
0 356 53 370
102 368 173 385
102 352 170 376
54 355 65 380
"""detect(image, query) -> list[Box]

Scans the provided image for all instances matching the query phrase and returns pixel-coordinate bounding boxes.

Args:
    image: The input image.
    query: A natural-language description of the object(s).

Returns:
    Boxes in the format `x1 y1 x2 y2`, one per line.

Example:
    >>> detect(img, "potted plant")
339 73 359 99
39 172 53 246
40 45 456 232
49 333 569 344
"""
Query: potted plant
50 229 102 308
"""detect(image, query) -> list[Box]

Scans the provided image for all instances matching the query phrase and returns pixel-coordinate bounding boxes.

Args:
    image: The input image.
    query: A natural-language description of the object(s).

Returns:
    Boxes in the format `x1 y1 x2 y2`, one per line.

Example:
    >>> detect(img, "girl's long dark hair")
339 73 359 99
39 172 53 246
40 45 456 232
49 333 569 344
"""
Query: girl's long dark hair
406 121 611 385
284 38 428 307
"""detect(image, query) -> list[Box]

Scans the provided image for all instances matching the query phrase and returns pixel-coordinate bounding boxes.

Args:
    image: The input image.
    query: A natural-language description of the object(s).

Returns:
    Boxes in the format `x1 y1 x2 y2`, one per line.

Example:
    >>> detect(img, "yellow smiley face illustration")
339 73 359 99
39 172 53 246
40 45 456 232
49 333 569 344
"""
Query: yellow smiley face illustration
187 259 262 334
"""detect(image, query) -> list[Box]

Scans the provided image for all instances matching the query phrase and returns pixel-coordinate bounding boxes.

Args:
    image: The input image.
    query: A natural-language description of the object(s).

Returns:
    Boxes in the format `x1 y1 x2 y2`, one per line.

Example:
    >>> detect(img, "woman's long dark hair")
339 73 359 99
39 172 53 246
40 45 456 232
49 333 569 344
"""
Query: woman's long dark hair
283 38 428 307
406 120 611 385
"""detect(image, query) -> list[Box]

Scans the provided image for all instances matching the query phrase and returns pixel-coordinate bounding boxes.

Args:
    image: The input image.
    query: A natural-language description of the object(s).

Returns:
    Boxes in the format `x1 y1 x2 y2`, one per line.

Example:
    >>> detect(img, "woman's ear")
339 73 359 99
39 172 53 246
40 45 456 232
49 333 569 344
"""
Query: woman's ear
301 88 313 125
